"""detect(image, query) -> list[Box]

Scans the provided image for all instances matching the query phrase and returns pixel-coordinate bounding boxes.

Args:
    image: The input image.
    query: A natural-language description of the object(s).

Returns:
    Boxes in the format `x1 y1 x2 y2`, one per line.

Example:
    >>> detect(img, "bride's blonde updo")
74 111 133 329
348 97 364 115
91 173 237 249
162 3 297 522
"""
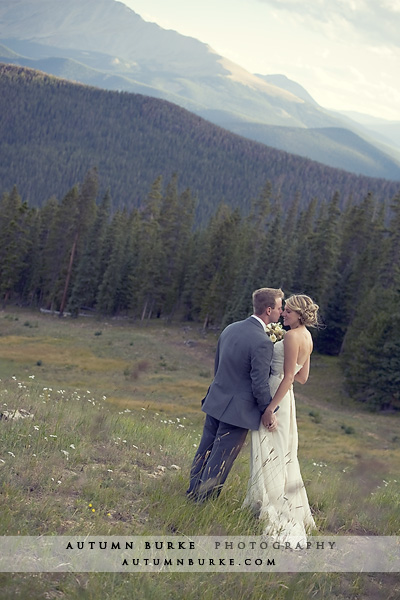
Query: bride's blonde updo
285 294 321 328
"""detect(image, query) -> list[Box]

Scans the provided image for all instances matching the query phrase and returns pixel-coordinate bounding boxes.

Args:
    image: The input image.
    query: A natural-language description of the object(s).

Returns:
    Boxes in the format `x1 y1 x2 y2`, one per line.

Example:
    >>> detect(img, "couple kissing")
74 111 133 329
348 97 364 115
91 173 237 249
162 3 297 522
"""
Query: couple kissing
187 287 321 544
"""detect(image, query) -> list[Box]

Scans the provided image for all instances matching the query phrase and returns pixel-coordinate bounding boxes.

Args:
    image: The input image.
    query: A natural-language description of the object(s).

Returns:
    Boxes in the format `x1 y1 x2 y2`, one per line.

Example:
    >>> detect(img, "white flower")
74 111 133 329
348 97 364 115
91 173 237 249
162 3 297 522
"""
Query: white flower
266 322 285 343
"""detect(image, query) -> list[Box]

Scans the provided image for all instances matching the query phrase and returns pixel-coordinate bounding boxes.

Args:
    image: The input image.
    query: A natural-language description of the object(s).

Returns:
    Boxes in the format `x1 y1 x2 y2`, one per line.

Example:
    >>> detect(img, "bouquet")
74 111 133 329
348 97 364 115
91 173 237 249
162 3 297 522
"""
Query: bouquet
265 322 285 343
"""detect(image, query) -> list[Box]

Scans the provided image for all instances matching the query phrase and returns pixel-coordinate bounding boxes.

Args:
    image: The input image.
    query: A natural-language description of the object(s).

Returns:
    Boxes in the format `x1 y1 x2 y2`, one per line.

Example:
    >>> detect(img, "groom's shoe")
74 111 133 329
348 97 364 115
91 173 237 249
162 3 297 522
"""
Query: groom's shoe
186 482 222 504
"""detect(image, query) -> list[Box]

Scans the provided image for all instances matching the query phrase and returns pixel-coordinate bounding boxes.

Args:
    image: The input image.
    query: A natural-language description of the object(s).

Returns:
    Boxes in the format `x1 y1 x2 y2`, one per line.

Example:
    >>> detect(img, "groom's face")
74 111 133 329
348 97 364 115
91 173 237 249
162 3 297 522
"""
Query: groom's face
269 298 283 323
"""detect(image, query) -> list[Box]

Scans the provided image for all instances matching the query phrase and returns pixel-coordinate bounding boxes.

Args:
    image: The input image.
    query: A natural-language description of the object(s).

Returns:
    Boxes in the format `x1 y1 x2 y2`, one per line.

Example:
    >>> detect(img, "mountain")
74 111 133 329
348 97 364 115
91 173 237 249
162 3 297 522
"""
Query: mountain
1 63 399 227
337 110 400 154
1 0 399 181
257 74 319 106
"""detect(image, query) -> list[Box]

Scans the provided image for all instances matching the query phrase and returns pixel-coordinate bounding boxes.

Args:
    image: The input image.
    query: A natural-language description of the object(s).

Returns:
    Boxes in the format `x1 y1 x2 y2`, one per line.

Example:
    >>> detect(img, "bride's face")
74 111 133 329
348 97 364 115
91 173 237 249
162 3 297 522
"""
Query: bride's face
283 307 301 329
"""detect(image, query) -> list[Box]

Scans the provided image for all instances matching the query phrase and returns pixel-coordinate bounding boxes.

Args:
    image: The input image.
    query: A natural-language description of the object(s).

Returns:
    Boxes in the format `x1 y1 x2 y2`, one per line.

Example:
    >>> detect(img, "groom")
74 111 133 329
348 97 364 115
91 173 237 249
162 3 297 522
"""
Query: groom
186 287 284 502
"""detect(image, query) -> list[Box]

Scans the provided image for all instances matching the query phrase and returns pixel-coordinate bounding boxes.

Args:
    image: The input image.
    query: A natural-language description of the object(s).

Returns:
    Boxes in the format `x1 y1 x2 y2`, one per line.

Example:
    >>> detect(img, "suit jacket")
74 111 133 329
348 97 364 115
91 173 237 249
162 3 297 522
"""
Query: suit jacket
201 316 273 430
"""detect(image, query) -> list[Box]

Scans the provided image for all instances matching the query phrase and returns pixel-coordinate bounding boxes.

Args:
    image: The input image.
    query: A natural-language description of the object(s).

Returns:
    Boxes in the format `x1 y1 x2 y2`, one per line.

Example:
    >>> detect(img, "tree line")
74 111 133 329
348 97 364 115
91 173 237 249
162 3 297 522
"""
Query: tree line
0 169 399 411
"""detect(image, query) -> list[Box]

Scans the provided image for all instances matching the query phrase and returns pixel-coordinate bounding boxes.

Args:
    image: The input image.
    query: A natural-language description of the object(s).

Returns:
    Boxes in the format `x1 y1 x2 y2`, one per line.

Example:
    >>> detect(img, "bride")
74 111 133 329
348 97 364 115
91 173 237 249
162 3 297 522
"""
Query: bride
242 294 320 544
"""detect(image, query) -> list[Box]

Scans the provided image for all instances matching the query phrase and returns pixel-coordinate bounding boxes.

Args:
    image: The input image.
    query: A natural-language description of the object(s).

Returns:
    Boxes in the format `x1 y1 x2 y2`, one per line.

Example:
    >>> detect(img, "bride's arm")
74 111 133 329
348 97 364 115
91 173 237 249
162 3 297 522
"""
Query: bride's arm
261 332 298 426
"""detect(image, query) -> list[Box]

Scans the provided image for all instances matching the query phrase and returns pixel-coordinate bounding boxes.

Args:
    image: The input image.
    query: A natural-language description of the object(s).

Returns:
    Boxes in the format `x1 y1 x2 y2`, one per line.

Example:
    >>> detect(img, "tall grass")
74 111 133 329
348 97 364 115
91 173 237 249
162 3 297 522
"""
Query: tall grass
0 309 399 598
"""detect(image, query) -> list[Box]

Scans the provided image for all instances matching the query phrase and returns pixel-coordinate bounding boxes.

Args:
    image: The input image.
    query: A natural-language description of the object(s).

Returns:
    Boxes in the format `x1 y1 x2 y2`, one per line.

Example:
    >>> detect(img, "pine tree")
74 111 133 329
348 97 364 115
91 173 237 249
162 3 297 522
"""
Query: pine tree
68 189 111 315
340 193 400 409
59 168 98 315
96 210 129 315
40 186 80 311
291 196 319 294
133 177 164 320
305 192 341 307
0 186 30 306
317 193 384 354
197 204 243 328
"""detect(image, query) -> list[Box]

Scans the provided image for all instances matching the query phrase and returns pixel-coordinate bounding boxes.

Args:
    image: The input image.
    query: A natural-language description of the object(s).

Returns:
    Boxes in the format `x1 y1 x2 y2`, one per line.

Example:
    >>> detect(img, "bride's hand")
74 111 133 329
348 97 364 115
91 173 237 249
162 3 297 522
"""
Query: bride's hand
262 409 278 430
267 416 278 431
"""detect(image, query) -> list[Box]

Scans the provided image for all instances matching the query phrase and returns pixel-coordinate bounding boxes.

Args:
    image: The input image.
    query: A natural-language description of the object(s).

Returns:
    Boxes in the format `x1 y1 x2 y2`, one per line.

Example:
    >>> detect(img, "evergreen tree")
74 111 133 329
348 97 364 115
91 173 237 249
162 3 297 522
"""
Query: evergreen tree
40 186 80 311
134 177 164 320
277 192 300 292
222 181 274 325
305 192 341 307
96 209 130 315
341 193 400 409
197 204 242 328
59 168 98 315
291 196 319 294
0 186 30 306
68 189 111 315
15 206 40 304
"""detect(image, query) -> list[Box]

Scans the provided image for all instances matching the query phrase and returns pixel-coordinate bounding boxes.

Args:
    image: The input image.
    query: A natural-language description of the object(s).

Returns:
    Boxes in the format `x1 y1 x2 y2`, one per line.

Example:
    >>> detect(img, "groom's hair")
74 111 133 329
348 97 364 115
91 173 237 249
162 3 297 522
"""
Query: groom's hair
252 288 284 315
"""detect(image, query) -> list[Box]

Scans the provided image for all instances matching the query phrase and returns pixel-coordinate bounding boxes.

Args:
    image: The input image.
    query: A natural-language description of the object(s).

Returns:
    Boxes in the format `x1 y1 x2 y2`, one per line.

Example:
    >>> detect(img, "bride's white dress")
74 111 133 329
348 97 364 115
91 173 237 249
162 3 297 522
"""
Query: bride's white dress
242 339 315 544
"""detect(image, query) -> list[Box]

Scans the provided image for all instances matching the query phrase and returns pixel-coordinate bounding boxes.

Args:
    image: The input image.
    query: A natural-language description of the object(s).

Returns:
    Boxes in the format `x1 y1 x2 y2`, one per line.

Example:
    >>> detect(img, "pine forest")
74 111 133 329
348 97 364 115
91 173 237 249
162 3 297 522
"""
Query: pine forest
1 167 399 412
1 64 400 413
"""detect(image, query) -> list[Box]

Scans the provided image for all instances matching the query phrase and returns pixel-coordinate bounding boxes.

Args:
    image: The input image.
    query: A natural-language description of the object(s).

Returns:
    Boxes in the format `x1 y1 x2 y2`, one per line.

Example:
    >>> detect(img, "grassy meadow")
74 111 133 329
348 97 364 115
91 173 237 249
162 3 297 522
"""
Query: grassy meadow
0 308 399 599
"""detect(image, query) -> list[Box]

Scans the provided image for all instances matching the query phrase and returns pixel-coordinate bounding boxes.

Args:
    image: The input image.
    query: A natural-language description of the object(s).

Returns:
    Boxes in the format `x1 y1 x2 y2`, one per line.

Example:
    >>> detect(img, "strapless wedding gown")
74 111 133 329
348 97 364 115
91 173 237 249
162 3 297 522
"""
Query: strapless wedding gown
242 340 315 545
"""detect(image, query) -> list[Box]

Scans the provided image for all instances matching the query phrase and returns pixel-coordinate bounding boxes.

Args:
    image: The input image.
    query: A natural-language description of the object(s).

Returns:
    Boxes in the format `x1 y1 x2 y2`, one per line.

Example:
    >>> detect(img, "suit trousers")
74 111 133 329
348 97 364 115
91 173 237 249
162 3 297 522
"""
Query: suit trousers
186 414 248 501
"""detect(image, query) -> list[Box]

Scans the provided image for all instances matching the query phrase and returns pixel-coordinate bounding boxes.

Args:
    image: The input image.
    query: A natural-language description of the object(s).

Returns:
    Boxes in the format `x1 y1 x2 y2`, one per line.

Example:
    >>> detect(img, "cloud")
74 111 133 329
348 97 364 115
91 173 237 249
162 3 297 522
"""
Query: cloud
257 0 400 47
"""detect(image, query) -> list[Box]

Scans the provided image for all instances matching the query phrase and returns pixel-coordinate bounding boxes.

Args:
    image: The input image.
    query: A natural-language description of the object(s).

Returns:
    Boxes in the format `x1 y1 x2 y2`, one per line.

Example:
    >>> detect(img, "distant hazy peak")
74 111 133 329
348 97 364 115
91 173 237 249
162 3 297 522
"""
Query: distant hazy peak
257 74 318 105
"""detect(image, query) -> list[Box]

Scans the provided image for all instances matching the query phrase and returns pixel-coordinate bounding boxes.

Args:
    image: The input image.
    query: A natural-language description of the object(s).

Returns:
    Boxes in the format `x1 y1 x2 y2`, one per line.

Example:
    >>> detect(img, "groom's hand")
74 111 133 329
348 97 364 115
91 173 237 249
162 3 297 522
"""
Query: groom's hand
262 408 278 431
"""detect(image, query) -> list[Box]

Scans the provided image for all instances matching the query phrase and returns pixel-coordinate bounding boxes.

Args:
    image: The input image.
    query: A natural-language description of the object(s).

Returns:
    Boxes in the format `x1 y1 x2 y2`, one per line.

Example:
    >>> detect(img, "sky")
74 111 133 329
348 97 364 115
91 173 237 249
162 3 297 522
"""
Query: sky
120 0 400 122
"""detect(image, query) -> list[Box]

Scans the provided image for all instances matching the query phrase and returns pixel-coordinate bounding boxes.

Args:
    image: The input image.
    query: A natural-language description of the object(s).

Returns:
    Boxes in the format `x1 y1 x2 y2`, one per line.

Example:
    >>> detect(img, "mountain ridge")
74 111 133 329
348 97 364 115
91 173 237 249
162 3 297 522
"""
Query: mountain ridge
1 0 399 179
1 40 399 182
1 62 399 227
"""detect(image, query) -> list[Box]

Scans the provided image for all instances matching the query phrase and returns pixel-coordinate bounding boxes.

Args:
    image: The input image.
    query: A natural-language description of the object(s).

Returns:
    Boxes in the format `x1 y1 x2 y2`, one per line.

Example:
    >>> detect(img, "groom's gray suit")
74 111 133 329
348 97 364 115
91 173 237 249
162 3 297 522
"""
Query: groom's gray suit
187 316 274 501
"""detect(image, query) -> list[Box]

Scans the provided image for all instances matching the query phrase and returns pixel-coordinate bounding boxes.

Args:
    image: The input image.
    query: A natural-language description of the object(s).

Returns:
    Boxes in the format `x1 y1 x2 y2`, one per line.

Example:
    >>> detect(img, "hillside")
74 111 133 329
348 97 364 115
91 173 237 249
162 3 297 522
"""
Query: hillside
0 311 399 597
1 63 399 223
1 0 400 179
